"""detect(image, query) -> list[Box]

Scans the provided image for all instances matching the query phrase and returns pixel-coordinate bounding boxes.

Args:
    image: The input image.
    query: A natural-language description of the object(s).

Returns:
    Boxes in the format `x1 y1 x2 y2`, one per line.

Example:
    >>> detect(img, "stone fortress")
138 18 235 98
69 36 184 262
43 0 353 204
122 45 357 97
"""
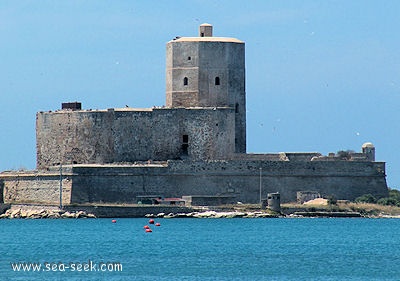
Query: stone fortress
0 24 388 207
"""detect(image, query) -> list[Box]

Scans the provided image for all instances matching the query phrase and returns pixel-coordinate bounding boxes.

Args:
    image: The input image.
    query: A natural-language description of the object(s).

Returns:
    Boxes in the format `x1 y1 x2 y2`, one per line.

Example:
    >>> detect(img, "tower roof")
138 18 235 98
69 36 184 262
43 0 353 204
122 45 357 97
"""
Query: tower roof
362 142 375 148
168 23 244 44
169 37 243 43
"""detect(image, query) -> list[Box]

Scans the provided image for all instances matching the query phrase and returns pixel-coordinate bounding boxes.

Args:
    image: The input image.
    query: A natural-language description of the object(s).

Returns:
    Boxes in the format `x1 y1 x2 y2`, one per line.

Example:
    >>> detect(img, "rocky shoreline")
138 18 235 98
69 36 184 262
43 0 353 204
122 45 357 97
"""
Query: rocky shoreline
2 203 399 219
145 210 280 219
0 208 96 219
0 208 280 219
0 209 369 219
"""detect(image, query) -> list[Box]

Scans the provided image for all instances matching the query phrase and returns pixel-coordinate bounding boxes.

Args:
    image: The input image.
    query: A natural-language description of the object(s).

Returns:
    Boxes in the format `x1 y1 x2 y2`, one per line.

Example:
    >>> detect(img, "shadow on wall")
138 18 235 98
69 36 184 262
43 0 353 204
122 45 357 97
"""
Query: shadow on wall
0 180 3 203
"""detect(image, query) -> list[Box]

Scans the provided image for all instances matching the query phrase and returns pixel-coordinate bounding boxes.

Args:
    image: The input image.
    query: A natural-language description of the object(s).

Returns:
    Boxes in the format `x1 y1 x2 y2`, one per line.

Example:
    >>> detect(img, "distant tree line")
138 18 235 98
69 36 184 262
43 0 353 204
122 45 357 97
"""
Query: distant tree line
355 188 400 206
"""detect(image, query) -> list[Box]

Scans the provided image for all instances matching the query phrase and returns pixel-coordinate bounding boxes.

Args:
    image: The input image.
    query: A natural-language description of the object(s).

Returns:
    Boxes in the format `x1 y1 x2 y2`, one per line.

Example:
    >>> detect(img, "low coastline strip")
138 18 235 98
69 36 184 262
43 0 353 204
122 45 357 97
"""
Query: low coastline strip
3 203 400 219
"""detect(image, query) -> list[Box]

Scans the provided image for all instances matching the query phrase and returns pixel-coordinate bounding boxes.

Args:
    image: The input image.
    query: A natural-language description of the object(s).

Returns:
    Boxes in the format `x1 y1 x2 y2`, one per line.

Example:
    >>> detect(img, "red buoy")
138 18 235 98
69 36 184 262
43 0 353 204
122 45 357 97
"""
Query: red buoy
149 219 155 224
111 219 117 223
155 223 161 226
144 225 150 229
145 228 152 233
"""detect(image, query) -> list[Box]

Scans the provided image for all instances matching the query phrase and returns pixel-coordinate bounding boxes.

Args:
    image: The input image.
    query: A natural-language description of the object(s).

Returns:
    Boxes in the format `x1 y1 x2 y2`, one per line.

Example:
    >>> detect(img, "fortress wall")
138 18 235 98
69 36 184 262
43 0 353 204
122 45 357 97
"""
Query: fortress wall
230 153 283 161
167 160 386 177
197 42 245 107
166 39 246 154
68 165 166 204
1 173 72 205
166 160 388 202
1 159 388 205
177 108 235 160
36 108 236 169
36 111 115 168
112 110 153 162
66 160 387 204
166 41 200 108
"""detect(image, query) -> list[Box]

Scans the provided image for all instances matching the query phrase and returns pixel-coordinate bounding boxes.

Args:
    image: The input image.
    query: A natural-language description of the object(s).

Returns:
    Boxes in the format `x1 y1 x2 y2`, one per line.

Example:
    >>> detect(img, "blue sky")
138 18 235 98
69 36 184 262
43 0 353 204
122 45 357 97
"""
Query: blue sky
1 1 399 188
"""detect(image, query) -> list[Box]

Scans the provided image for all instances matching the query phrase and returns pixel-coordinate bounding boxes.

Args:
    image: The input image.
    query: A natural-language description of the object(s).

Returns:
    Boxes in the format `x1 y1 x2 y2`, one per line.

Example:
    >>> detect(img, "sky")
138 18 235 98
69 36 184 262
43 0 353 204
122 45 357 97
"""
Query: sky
1 1 400 188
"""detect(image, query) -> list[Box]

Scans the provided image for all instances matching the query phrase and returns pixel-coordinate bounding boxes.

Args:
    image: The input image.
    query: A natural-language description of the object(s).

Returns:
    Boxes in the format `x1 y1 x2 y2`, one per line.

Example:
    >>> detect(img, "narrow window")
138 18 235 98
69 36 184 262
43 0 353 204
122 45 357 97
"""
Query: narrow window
215 77 220 85
183 77 188 86
235 103 239 113
182 134 189 155
188 56 191 60
201 32 204 37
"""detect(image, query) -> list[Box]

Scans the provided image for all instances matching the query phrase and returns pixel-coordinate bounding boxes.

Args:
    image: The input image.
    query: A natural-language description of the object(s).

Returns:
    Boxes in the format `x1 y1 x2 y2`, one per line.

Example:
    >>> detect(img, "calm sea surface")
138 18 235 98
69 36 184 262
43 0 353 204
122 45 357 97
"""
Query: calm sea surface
1 218 400 280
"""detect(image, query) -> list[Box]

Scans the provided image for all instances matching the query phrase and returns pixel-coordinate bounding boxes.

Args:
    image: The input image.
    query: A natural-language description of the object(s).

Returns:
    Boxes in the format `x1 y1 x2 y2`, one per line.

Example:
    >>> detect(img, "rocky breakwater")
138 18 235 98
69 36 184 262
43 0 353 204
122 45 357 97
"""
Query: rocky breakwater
146 210 281 218
0 208 96 219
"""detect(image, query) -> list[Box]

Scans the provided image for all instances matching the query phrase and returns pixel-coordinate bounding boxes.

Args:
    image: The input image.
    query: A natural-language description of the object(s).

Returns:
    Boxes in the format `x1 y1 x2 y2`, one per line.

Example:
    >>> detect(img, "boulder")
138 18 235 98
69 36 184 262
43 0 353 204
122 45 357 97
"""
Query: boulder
26 210 38 218
75 211 85 218
164 213 176 218
20 210 28 218
61 211 75 218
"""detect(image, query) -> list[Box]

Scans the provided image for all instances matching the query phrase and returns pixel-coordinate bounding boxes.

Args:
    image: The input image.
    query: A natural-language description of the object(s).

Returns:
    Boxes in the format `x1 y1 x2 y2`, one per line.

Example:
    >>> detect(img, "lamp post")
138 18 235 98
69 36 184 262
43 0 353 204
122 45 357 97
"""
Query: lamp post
259 167 262 205
59 163 63 210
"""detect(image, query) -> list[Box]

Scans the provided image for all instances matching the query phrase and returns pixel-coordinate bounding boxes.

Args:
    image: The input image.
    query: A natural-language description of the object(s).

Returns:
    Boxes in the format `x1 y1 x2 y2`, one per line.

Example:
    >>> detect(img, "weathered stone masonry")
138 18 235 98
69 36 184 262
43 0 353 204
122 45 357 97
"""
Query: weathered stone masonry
0 23 388 205
1 159 388 205
36 107 235 168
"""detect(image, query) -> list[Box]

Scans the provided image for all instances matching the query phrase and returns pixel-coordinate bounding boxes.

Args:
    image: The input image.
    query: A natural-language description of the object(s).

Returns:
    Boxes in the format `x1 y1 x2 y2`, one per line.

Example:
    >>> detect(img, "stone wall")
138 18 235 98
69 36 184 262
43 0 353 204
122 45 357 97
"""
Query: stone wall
1 160 388 205
0 179 3 203
166 41 245 108
166 39 246 153
36 107 236 169
1 171 72 205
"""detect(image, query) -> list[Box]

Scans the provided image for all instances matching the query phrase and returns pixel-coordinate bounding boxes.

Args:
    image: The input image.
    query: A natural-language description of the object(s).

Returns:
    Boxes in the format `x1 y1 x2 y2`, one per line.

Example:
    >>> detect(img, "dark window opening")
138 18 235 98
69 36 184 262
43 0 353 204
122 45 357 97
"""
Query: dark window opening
182 134 189 155
183 77 188 86
188 56 191 60
215 77 220 85
201 32 204 37
235 103 239 113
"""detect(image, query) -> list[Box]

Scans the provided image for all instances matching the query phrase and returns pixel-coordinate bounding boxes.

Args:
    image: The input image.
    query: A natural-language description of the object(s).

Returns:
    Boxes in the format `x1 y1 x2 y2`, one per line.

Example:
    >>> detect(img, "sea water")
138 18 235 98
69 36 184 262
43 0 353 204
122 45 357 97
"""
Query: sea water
1 218 400 280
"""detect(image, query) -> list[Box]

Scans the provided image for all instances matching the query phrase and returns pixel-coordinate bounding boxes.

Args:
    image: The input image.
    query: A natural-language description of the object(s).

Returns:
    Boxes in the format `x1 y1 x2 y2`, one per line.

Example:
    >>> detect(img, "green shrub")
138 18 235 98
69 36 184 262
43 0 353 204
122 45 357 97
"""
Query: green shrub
377 197 399 206
327 195 337 205
388 189 400 201
355 194 377 204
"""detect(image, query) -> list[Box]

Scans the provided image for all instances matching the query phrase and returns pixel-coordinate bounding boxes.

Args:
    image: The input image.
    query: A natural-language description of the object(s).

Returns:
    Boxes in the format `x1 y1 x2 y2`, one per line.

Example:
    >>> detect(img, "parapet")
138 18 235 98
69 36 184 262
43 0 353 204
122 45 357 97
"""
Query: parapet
311 143 377 162
62 102 81 111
